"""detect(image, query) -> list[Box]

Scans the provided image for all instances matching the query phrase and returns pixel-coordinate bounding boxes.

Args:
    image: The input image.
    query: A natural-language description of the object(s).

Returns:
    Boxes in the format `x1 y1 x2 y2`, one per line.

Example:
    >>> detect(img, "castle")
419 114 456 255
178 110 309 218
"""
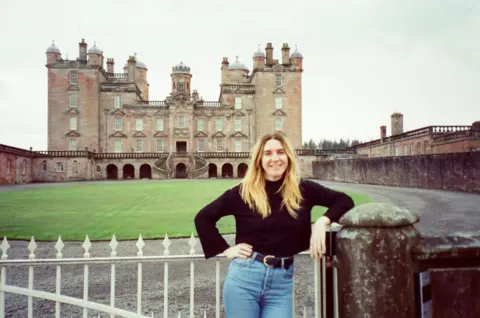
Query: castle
1 39 479 185
1 39 308 183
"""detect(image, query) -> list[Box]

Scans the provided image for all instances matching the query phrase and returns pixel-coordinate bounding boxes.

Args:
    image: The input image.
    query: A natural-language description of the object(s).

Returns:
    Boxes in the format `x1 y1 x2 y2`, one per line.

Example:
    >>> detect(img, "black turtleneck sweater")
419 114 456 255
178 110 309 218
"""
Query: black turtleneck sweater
194 178 355 259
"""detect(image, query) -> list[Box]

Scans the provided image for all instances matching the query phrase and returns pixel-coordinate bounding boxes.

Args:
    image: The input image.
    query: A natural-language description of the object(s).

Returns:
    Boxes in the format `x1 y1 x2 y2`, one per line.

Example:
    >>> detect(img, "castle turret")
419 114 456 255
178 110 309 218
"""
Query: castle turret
253 45 265 70
135 57 149 100
46 41 61 65
290 46 303 70
391 112 404 136
87 41 103 68
171 62 192 96
281 43 290 65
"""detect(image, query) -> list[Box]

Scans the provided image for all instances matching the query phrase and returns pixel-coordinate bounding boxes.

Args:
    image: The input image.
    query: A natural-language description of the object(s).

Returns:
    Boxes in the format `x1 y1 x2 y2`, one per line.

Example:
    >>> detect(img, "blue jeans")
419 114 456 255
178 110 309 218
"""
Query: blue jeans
223 252 294 318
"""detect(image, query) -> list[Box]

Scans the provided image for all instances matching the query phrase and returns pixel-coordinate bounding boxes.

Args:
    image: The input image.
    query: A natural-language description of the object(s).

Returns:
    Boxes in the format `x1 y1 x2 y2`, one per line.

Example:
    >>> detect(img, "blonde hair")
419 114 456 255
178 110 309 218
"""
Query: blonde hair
239 132 303 219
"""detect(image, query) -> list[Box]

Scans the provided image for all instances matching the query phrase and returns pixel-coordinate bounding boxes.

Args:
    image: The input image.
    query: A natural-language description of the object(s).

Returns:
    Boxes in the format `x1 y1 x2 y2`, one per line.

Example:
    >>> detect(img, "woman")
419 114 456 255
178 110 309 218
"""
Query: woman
194 132 354 318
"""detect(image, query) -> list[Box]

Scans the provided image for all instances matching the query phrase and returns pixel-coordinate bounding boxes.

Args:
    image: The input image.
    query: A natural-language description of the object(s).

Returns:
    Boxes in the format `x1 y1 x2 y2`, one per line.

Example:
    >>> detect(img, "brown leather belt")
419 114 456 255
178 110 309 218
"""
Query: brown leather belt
253 252 294 269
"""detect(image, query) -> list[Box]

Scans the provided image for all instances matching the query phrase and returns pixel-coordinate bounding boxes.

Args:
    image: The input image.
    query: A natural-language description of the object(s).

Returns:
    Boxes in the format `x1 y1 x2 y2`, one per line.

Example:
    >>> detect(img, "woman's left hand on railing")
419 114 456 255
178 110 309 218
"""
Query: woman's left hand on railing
310 216 331 260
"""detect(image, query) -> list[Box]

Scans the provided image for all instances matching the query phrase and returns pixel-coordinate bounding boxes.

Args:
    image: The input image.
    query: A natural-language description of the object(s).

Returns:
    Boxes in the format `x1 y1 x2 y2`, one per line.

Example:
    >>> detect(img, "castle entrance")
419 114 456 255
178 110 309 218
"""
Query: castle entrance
175 163 187 178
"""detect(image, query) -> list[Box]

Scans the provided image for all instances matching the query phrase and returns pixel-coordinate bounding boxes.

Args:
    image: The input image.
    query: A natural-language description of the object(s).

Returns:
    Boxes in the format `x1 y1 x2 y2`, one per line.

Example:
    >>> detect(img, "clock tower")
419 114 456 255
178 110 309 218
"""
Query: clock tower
171 62 192 96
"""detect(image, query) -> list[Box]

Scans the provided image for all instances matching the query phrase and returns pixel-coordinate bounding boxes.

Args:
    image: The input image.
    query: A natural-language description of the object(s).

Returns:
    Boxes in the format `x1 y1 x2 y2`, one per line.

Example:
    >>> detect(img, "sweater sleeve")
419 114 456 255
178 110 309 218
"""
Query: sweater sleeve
302 179 355 223
194 186 238 259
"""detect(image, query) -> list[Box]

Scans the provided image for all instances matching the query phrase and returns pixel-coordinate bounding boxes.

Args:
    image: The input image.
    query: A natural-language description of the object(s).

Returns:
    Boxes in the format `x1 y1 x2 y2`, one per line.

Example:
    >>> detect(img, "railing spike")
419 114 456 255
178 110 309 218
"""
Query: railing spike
110 234 118 257
55 235 64 259
163 233 171 256
82 235 91 258
1 236 10 260
188 233 197 255
28 236 37 260
136 234 145 256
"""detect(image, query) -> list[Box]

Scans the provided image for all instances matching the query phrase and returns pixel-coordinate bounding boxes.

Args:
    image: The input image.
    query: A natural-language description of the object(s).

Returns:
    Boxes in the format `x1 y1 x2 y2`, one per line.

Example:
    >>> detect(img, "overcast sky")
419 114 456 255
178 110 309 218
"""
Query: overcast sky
1 0 479 150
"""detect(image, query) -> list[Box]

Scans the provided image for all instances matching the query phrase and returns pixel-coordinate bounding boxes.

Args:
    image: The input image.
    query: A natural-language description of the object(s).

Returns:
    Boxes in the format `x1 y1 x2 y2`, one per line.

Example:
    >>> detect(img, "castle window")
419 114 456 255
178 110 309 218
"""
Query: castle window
178 115 185 128
234 140 242 152
216 118 223 131
234 119 241 131
22 160 26 175
115 117 122 130
70 94 77 107
114 140 122 152
56 162 64 172
70 117 77 130
136 118 143 131
156 140 164 152
135 140 143 152
70 70 78 85
114 95 122 108
216 139 224 152
197 119 204 132
197 139 205 152
42 160 47 171
275 97 283 109
403 145 408 155
7 159 11 175
275 74 282 87
235 97 242 109
156 118 164 131
275 118 283 130
69 139 77 151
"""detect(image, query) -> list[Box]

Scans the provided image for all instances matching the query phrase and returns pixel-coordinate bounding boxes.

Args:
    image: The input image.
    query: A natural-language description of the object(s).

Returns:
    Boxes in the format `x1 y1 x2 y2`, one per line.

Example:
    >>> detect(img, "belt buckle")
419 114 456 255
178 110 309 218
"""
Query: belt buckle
263 255 275 267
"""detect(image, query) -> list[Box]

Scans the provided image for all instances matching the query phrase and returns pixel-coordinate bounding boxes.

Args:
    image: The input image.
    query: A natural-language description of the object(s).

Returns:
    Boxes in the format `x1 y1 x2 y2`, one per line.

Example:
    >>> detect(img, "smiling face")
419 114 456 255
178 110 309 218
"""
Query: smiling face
261 138 289 181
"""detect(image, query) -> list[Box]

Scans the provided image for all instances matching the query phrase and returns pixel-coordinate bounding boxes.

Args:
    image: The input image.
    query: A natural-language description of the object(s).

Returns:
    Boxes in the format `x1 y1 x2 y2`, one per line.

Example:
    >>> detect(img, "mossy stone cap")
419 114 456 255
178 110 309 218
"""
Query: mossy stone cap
339 202 420 228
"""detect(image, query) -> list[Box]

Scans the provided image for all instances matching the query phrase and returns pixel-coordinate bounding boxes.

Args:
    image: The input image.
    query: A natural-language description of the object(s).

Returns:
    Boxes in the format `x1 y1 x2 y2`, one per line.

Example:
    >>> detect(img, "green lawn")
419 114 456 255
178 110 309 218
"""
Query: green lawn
0 180 373 241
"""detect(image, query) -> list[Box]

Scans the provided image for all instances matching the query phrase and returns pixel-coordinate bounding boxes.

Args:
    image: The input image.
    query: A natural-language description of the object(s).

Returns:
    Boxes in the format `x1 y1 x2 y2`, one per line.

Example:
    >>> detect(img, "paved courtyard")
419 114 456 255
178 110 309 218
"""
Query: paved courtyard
1 179 479 317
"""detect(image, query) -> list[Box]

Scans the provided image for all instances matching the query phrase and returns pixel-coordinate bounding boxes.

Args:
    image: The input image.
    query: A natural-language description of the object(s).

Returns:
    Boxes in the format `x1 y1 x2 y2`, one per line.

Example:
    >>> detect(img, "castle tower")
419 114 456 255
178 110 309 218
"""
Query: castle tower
46 41 61 66
46 39 102 152
290 46 303 70
87 42 103 68
134 56 149 100
252 43 303 149
252 45 265 70
391 112 404 136
171 62 192 96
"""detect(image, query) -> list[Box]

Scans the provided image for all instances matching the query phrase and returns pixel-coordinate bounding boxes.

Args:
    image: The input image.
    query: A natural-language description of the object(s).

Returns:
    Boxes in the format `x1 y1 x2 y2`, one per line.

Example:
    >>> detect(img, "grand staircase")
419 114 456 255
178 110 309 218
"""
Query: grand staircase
152 153 171 178
190 154 209 178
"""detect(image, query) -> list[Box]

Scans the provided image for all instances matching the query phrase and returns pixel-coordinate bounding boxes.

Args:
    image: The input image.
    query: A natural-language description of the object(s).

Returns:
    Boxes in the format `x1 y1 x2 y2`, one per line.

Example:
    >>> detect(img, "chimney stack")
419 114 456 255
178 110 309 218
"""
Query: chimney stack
265 43 273 65
107 58 114 73
380 126 387 140
79 38 87 62
281 43 290 65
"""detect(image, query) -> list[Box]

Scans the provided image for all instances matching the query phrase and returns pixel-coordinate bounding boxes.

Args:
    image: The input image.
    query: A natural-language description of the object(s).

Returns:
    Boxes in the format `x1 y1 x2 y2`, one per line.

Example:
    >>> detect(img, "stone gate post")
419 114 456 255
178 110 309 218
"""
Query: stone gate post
335 202 421 318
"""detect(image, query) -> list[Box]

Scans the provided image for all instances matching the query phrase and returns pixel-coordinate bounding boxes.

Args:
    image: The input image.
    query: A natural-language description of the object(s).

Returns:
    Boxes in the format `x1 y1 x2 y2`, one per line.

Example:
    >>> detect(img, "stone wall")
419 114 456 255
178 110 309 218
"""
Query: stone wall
0 152 34 185
313 152 480 193
31 157 93 183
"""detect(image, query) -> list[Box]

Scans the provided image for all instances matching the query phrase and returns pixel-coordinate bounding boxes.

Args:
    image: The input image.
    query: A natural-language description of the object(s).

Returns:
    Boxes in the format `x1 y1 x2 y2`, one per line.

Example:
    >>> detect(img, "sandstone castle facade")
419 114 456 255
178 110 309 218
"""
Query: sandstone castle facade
1 39 479 185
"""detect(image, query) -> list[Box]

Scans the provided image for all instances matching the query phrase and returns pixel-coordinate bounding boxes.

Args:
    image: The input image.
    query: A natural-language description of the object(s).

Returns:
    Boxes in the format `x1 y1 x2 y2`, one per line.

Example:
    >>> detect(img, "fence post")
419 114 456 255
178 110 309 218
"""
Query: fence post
335 202 421 318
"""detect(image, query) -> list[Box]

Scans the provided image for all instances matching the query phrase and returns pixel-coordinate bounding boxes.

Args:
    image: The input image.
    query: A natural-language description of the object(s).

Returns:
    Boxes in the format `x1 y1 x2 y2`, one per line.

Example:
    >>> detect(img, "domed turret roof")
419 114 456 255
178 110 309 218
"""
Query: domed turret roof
136 60 147 69
291 45 303 58
46 41 60 53
253 45 265 58
88 42 102 55
172 62 191 74
229 56 249 71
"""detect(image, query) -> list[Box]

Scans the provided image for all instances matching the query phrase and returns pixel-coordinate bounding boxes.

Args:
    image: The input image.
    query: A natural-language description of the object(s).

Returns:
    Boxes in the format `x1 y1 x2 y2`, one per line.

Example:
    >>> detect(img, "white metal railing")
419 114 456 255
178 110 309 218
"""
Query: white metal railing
0 228 340 318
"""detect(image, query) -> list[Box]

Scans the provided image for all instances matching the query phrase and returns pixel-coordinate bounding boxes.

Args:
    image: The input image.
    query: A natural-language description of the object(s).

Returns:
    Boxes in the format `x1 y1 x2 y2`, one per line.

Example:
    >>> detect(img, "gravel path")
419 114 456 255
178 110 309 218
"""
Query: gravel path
2 179 479 317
